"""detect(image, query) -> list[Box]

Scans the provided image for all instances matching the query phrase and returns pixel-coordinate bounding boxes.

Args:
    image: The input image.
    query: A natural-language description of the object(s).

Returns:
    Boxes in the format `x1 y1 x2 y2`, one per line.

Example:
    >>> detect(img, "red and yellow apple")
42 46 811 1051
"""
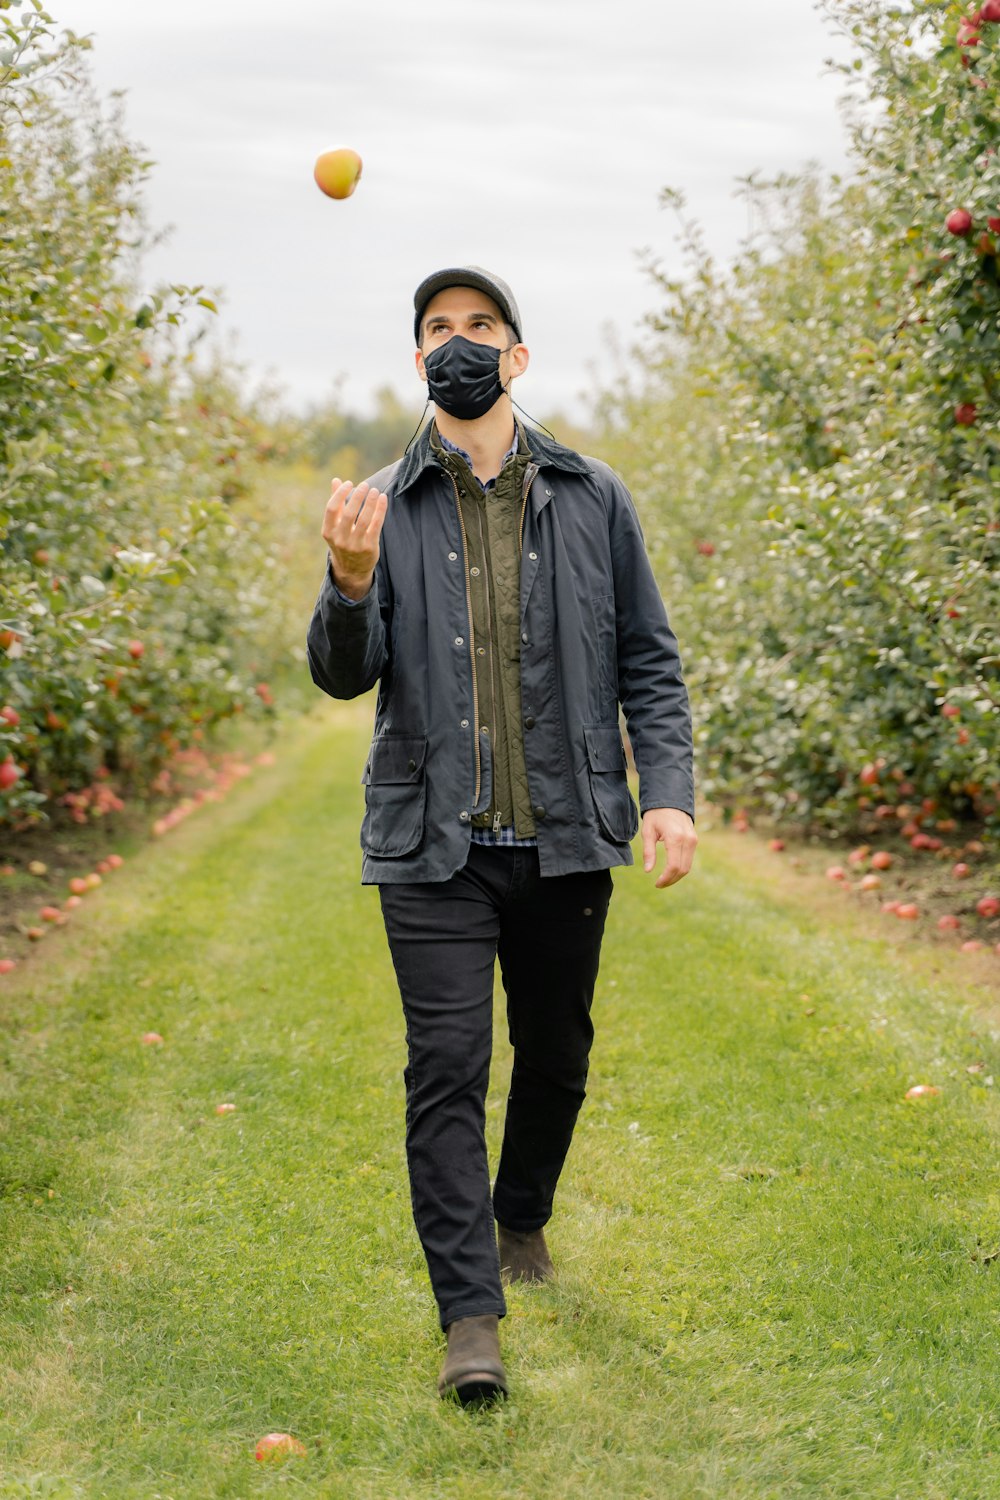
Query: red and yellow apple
314 147 363 200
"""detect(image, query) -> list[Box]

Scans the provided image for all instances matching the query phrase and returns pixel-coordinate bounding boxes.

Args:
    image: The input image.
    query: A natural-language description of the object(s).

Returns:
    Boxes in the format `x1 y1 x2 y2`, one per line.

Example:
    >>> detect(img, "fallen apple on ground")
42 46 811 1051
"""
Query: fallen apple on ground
255 1432 307 1462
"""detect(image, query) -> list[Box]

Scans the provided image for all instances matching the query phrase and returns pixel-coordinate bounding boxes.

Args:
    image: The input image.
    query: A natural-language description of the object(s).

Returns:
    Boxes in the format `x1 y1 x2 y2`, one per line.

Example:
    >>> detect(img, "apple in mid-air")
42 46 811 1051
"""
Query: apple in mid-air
314 146 363 200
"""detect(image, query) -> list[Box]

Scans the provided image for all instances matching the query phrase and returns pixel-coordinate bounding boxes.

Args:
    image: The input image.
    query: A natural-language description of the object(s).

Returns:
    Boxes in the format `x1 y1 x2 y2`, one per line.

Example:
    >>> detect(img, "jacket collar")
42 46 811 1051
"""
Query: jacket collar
394 415 591 496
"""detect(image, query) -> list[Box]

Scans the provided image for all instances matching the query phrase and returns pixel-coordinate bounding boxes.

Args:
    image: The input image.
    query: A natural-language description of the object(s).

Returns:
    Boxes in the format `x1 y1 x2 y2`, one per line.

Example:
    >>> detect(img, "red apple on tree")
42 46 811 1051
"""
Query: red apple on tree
0 758 22 791
946 209 973 235
977 896 1000 919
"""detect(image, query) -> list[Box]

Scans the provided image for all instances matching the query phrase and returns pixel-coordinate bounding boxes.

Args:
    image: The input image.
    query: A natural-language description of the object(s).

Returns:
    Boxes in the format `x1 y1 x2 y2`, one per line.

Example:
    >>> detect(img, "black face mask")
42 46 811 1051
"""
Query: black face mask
423 334 513 420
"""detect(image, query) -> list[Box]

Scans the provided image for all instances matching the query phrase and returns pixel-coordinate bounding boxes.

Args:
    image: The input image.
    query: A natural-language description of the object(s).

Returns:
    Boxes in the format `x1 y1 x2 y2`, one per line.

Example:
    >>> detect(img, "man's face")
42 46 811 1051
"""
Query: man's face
415 285 529 389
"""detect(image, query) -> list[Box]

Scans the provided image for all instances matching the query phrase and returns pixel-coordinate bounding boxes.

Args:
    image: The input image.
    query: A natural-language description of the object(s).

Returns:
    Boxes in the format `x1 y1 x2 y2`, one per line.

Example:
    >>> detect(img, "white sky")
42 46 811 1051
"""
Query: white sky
51 0 856 420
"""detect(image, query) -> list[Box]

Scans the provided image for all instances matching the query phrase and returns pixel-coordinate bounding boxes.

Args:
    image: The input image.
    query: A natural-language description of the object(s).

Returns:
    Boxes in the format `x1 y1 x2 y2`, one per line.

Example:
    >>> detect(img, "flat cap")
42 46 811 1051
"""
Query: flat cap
413 265 522 345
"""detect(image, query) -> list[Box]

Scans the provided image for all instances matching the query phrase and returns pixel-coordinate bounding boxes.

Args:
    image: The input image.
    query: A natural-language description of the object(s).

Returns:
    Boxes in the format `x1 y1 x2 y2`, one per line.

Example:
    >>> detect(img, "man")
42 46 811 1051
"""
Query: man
306 266 696 1406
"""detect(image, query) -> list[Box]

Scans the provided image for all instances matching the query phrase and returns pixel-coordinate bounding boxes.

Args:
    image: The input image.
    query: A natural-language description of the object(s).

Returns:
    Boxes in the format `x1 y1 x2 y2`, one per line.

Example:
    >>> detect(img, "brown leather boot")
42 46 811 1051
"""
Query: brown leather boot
437 1314 508 1406
497 1224 554 1285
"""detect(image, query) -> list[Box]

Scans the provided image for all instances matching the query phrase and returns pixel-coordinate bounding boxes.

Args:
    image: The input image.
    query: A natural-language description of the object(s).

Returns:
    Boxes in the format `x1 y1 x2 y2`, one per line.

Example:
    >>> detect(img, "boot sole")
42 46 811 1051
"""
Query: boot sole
438 1369 509 1406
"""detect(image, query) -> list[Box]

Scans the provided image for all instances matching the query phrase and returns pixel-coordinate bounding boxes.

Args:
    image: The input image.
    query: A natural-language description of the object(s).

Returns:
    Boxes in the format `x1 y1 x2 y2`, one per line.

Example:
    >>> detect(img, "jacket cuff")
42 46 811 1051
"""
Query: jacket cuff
638 770 695 823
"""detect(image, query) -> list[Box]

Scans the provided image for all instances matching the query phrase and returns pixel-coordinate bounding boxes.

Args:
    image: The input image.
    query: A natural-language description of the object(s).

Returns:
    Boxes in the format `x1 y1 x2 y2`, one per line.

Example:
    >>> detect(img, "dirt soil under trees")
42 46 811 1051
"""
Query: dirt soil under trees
705 804 1000 981
0 739 279 974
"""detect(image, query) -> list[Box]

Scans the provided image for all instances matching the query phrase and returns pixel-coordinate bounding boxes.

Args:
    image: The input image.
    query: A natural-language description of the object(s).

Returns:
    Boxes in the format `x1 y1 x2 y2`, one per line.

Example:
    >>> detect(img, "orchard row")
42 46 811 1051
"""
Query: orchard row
0 12 296 834
598 0 999 839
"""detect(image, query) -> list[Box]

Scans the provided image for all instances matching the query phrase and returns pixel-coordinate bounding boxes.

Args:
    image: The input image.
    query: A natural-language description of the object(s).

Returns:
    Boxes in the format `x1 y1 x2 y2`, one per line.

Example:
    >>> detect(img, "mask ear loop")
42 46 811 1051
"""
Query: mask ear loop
402 399 431 455
510 398 557 443
498 341 558 443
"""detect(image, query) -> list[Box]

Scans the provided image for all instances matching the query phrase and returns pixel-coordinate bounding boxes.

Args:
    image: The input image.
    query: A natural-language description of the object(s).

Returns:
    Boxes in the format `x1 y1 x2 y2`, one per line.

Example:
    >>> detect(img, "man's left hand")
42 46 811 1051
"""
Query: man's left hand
641 807 697 889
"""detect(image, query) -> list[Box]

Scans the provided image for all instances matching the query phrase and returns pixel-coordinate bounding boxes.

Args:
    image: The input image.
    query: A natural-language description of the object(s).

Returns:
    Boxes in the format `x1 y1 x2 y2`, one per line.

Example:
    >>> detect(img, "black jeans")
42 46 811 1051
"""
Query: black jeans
378 843 614 1330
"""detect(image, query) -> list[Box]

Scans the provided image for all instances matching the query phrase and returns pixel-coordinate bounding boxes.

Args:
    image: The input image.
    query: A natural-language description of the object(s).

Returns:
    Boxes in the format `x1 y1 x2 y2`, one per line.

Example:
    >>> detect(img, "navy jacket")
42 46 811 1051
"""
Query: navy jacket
306 424 694 883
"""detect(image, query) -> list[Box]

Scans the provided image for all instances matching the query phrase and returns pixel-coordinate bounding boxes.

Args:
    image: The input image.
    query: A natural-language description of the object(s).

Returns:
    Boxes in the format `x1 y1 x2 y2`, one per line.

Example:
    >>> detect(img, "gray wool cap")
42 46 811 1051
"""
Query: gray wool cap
413 265 522 345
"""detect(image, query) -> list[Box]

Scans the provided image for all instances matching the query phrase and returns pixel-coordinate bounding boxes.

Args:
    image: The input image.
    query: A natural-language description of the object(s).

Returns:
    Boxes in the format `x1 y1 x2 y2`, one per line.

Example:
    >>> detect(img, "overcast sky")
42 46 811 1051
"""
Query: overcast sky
51 0 857 420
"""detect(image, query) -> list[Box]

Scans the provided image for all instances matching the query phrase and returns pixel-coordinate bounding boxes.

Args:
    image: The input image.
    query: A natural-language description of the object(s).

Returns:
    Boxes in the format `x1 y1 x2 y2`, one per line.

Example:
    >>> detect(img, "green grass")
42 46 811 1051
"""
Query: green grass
2 699 1000 1500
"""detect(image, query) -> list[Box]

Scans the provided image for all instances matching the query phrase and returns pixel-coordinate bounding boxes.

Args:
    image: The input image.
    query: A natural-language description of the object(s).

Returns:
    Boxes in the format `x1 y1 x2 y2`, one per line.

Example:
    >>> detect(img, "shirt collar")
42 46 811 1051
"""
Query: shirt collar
393 415 590 497
435 424 518 490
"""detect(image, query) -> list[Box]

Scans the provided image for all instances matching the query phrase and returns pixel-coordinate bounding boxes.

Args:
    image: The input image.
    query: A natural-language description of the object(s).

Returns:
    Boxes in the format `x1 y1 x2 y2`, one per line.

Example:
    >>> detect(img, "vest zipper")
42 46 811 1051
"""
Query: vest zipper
474 499 500 821
448 474 481 808
519 462 540 551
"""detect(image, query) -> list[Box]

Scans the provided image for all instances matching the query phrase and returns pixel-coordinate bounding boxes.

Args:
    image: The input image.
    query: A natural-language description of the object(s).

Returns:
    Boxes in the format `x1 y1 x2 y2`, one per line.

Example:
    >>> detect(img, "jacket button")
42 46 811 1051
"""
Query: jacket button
524 716 535 729
521 632 529 644
459 810 470 822
460 718 470 728
407 759 417 772
448 551 458 561
533 805 546 819
455 636 464 646
528 551 538 561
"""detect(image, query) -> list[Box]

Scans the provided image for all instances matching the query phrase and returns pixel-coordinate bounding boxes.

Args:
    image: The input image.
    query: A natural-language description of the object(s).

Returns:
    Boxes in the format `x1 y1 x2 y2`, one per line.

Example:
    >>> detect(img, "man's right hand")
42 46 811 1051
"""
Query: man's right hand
322 478 389 600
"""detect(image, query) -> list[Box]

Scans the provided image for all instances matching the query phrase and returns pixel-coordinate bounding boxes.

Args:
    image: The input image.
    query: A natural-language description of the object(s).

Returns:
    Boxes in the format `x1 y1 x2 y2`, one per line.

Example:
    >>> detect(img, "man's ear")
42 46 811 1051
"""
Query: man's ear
415 348 428 383
507 342 530 380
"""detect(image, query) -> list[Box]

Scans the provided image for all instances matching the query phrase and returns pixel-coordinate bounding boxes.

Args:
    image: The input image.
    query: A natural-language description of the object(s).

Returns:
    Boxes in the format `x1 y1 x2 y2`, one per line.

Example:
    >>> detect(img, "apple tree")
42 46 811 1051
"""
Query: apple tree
598 0 999 835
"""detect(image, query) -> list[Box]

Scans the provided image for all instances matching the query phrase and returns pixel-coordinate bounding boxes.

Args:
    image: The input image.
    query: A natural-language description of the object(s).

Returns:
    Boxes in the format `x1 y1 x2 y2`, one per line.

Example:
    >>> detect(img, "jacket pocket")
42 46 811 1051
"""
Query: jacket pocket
590 593 618 710
361 733 428 858
584 722 639 844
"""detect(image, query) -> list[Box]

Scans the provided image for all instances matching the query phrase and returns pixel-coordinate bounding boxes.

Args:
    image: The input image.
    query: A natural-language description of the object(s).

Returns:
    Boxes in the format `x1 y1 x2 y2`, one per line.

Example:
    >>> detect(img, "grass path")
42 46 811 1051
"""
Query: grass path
2 700 999 1500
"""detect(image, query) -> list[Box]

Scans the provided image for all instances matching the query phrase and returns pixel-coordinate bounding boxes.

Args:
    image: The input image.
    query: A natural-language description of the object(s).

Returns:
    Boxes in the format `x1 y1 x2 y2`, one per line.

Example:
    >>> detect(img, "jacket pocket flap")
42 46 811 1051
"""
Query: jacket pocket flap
364 734 427 785
584 723 627 772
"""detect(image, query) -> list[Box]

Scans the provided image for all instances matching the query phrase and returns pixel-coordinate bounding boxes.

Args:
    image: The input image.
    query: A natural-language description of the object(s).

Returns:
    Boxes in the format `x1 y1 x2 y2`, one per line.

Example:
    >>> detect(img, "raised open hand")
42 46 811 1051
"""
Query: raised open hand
322 478 389 600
